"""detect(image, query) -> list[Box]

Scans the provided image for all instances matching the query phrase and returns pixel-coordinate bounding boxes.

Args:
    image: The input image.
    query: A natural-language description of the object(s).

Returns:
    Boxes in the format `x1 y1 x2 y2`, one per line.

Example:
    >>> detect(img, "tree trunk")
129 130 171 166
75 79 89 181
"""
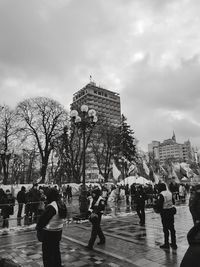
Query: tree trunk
40 160 48 183
2 160 8 185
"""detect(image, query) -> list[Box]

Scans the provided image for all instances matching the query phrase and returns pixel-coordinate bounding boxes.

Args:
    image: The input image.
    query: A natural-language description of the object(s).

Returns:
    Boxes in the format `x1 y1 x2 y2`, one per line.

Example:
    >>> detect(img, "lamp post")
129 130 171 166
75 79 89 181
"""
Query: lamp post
70 105 97 217
0 150 11 185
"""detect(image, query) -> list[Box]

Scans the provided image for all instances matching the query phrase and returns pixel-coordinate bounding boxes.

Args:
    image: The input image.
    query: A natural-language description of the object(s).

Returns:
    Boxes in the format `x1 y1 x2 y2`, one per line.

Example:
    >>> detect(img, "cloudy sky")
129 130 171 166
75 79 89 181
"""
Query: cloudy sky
0 0 200 151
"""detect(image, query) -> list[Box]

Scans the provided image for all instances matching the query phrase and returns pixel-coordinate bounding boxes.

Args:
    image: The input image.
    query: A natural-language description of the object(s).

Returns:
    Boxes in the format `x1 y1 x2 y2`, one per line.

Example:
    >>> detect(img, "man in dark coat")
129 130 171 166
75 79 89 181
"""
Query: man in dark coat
134 185 146 226
1 189 15 228
17 186 26 218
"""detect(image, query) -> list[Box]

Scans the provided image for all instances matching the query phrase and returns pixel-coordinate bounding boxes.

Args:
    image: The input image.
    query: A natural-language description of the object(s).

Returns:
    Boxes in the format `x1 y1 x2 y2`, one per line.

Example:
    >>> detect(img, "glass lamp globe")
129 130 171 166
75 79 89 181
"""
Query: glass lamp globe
81 105 88 113
93 116 98 123
88 109 96 117
75 116 81 123
70 110 78 118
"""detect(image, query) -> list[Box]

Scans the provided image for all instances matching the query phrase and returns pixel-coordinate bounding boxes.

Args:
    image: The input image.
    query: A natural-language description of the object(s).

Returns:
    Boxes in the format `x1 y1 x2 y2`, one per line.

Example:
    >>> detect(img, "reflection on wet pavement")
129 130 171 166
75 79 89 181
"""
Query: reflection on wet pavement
0 204 194 266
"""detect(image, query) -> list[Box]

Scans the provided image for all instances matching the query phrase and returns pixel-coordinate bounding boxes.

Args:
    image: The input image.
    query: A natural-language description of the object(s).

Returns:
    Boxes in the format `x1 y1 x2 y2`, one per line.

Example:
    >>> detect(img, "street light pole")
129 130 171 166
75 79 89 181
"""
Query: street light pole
70 105 98 218
82 123 86 188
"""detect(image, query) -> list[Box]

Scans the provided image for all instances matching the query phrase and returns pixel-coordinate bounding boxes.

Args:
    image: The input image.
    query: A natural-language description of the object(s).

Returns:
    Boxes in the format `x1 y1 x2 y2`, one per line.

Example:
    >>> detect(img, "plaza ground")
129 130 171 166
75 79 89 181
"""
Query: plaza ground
0 203 193 267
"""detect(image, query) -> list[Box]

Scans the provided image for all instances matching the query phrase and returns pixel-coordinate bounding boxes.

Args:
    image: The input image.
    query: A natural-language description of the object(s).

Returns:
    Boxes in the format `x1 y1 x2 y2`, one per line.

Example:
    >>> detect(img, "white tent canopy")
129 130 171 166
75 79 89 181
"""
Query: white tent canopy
119 176 151 186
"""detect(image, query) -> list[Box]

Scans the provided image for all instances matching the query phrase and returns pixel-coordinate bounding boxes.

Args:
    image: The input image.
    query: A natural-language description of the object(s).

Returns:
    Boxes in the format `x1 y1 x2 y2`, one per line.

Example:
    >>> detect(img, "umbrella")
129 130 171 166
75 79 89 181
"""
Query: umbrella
135 176 151 185
119 176 151 186
181 177 188 182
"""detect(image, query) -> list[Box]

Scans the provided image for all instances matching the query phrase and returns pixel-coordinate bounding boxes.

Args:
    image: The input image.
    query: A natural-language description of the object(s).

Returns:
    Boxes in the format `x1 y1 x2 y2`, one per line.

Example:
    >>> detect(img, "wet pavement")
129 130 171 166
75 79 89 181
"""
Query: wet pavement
0 203 193 267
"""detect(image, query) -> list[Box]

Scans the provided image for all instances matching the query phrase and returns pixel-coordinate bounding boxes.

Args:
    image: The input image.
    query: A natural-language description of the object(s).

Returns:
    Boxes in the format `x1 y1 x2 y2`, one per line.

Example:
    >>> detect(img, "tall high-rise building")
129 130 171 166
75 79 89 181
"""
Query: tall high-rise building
71 82 121 182
148 132 193 164
71 82 121 126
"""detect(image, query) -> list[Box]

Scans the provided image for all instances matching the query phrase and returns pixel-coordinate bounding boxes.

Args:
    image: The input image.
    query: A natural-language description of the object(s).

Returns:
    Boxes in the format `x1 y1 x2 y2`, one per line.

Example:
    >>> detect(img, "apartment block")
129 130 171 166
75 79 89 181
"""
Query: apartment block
148 132 193 164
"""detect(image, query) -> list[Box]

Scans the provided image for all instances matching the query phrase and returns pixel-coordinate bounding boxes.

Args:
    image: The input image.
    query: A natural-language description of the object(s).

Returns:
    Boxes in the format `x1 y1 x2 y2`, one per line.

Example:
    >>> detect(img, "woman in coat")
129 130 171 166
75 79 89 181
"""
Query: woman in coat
36 188 67 267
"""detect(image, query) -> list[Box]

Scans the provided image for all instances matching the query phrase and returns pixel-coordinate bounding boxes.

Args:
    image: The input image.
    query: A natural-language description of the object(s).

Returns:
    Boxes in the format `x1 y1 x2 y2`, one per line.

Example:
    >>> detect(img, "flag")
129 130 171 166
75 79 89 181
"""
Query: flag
128 164 137 175
153 172 160 184
112 162 121 181
36 176 42 184
143 160 150 176
149 168 160 184
149 169 154 182
160 165 167 176
180 163 188 178
171 163 180 183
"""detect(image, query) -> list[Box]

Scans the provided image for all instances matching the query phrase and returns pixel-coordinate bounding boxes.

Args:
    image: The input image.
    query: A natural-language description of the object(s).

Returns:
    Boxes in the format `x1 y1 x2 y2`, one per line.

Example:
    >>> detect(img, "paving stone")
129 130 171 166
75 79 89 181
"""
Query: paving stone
0 204 193 266
71 261 88 267
108 263 120 267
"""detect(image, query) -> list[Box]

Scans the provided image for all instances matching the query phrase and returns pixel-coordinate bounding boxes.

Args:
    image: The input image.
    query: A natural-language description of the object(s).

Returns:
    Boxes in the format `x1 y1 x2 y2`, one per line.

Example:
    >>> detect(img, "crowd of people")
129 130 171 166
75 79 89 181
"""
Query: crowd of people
1 179 200 266
0 180 190 228
0 183 72 228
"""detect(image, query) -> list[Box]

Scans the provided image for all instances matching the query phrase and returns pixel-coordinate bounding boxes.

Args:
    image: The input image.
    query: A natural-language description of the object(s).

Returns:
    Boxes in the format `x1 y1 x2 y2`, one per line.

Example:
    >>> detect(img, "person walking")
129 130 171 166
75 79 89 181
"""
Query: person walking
37 187 47 220
16 186 26 225
125 184 130 208
134 185 146 226
36 188 67 267
1 189 15 228
86 187 105 250
154 183 177 249
130 184 136 210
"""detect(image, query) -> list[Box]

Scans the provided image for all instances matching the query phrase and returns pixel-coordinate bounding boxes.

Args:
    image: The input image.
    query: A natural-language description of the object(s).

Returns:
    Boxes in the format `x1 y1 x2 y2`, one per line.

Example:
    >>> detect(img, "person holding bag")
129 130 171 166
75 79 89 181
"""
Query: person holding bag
36 188 67 267
86 187 105 250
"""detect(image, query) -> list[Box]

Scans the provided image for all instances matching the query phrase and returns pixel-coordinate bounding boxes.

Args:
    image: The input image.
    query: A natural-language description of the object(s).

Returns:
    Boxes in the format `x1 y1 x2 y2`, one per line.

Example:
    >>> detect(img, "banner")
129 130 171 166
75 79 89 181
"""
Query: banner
153 172 160 184
143 160 150 176
36 176 42 184
128 164 137 175
112 162 121 181
160 165 167 176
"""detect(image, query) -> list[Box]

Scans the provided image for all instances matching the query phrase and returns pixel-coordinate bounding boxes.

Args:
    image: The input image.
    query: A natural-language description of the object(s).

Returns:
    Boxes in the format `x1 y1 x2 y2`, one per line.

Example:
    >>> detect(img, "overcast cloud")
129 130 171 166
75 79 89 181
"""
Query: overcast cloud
0 0 200 151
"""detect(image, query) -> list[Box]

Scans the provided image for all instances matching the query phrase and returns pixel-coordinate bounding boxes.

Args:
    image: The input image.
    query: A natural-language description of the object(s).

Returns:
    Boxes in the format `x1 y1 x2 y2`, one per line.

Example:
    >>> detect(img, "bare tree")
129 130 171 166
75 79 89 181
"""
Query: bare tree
0 105 18 184
92 125 117 182
16 97 68 183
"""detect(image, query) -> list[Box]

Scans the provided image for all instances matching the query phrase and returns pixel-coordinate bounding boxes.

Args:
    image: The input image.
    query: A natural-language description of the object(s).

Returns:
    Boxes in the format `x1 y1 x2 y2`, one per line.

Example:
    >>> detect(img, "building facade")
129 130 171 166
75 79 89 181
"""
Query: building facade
71 82 121 126
148 132 193 164
71 82 121 181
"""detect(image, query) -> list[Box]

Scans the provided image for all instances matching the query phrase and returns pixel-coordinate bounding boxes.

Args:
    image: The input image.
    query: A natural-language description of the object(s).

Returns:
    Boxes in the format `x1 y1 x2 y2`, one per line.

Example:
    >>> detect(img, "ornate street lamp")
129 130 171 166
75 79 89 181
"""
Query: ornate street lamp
70 104 98 217
0 150 12 185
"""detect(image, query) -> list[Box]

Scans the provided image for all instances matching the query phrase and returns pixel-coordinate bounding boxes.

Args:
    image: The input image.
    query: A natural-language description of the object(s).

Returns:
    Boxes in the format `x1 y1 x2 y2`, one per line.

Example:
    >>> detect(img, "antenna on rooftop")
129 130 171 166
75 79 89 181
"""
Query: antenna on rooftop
89 75 96 86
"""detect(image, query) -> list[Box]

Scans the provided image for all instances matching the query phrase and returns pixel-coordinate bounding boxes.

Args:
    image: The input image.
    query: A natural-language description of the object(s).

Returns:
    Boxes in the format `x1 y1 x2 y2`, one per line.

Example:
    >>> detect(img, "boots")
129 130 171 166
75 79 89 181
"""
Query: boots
170 243 178 249
160 243 170 249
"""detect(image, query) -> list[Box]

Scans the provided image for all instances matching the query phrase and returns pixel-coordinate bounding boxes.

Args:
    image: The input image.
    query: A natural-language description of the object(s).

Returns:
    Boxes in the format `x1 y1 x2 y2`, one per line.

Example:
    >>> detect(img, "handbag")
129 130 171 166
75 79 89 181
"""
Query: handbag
89 212 98 223
36 229 45 242
56 200 67 219
171 206 177 215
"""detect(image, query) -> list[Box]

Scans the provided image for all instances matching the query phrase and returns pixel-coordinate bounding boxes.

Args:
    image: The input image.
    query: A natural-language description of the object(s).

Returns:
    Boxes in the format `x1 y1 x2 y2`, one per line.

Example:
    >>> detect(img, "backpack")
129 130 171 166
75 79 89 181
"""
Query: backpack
56 200 67 219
